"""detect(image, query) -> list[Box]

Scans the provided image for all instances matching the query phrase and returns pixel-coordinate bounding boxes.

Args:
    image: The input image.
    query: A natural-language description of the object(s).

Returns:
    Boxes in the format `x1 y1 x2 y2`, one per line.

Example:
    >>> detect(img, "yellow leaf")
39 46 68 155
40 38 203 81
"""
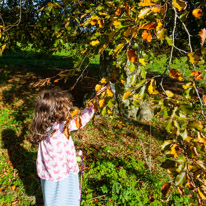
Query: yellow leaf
151 7 162 13
107 109 113 115
90 20 97 25
139 58 147 66
95 84 102 91
138 8 151 19
198 187 206 200
188 52 200 64
98 44 107 54
1 44 6 54
100 78 108 84
170 144 179 158
90 40 100 46
106 89 114 97
121 79 126 84
113 20 121 26
11 185 16 191
114 43 124 54
139 0 155 7
182 82 193 90
99 99 105 108
148 79 159 94
90 16 99 20
0 25 4 29
165 90 174 97
198 132 206 148
98 18 104 28
122 91 132 99
156 20 163 31
71 109 80 117
172 0 187 11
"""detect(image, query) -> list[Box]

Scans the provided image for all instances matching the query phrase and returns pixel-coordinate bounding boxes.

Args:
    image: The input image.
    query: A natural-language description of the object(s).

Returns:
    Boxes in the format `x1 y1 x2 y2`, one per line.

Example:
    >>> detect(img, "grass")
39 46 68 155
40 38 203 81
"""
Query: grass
0 51 202 205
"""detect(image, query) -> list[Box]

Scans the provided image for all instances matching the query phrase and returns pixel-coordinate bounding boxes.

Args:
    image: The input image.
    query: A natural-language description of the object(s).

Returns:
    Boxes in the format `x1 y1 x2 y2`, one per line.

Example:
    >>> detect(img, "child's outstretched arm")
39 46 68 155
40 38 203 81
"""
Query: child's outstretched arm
69 104 95 132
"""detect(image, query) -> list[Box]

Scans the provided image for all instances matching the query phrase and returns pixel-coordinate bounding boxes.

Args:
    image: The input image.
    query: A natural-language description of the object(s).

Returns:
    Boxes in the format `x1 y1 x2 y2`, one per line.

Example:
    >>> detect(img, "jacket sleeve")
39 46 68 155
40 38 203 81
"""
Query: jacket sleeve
69 104 95 132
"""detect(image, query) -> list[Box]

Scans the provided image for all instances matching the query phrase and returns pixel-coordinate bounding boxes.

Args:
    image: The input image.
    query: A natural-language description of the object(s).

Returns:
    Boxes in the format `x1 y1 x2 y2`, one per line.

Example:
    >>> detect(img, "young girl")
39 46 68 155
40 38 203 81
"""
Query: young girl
31 89 95 206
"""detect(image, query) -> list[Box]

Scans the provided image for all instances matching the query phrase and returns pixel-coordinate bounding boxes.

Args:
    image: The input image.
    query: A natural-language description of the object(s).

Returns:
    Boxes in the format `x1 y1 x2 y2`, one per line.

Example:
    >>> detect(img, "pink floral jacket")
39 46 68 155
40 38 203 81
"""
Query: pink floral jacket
36 105 94 182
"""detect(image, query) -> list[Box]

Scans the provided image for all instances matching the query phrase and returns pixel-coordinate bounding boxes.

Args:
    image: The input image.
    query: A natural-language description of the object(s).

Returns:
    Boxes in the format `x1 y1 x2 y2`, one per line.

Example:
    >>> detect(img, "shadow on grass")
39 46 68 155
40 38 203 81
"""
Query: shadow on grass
1 128 43 205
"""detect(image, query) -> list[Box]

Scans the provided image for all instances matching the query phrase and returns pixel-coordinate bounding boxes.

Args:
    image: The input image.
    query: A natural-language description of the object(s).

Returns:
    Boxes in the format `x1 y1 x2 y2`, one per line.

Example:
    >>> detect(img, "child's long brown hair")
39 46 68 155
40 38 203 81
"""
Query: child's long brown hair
31 89 73 143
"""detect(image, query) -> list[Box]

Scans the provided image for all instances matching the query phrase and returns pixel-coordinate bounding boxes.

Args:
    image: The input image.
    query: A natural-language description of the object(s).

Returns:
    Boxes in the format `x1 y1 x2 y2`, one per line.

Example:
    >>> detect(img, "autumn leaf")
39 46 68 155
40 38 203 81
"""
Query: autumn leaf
188 52 200 64
64 126 70 139
156 20 163 31
151 7 162 13
93 99 98 112
113 20 121 26
115 7 121 16
203 95 206 106
191 71 203 80
161 183 171 196
170 144 179 158
198 187 206 200
172 0 187 11
192 8 203 18
99 99 105 108
127 49 138 62
71 108 80 117
169 69 183 81
95 84 102 91
165 90 174 97
100 78 108 84
90 40 100 46
148 78 159 94
106 89 114 97
139 0 155 7
199 28 206 46
138 8 151 19
122 91 132 99
114 43 125 55
139 58 147 66
1 44 6 55
125 2 130 16
142 30 152 42
138 22 157 31
98 18 104 28
197 132 206 148
75 116 82 129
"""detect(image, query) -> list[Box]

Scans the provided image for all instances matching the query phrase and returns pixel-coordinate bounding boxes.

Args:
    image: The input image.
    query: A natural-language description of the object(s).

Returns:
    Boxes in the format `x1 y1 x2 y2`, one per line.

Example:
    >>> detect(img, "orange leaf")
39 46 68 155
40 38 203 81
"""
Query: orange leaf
161 182 171 196
115 7 121 16
125 2 130 16
99 99 105 108
199 28 206 46
203 95 206 106
177 187 185 195
127 49 138 62
139 0 155 7
64 126 70 139
72 108 80 117
75 117 82 129
106 88 114 97
138 22 157 30
169 69 183 81
142 30 152 42
191 70 203 80
192 8 203 18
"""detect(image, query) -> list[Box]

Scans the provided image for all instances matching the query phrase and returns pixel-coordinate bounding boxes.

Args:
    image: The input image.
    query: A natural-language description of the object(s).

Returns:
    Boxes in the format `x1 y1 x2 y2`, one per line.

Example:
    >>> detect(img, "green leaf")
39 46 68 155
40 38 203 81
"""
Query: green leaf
131 74 137 86
166 119 173 133
188 121 204 131
139 65 146 79
138 85 146 100
128 61 136 72
165 36 173 46
156 28 167 40
175 172 186 187
179 105 193 115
